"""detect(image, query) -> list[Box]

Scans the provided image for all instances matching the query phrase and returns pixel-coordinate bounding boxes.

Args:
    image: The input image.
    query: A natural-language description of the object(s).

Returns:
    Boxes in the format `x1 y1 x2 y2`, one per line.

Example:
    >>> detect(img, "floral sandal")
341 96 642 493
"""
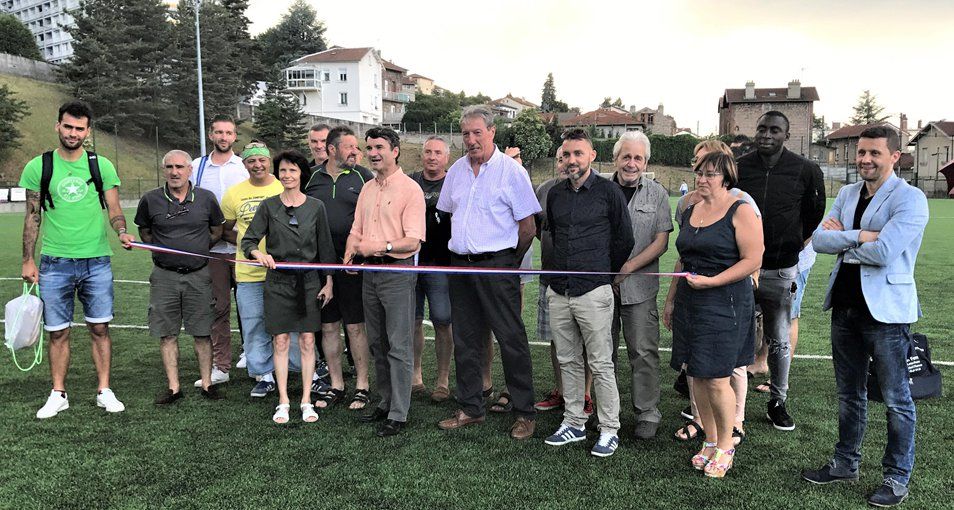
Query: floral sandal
692 441 717 470
704 448 736 478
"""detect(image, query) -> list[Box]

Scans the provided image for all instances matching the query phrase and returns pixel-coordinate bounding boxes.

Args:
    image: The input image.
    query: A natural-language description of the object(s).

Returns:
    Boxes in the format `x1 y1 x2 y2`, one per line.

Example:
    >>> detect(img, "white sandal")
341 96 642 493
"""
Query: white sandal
301 403 319 423
273 403 290 424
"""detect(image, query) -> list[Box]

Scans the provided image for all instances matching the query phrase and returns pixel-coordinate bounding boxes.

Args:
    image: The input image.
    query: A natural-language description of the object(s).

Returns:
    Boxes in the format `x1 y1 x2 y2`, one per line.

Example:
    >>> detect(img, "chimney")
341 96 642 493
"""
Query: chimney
787 79 801 99
900 113 907 133
630 105 636 114
657 103 664 115
917 119 922 130
744 81 755 100
832 121 842 131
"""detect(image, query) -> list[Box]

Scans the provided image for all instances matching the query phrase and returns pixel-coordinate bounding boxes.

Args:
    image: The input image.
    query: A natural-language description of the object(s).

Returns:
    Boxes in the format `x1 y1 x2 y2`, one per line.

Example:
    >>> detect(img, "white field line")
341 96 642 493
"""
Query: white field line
3 285 951 368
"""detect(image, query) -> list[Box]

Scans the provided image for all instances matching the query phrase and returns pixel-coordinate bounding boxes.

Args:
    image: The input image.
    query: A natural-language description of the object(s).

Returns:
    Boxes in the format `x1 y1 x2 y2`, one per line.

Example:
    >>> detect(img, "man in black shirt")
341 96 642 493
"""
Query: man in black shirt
303 126 374 410
543 129 634 457
409 136 454 402
134 150 225 404
736 111 825 431
307 123 330 168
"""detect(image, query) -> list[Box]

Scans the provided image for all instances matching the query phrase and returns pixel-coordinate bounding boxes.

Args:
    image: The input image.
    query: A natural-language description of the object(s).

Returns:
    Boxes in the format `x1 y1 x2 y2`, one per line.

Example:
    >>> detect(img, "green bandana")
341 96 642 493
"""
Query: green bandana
241 144 270 160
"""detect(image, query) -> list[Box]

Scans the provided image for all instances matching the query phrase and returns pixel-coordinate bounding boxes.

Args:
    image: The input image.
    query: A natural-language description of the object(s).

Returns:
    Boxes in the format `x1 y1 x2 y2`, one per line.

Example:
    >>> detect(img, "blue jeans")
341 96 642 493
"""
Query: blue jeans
415 272 452 326
831 306 916 486
39 255 114 331
236 282 301 377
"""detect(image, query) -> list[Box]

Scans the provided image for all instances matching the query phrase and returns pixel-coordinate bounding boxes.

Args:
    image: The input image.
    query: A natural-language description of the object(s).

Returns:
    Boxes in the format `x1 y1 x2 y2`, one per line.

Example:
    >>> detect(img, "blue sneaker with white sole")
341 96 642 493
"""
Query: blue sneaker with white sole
544 423 587 446
591 433 620 457
250 380 275 398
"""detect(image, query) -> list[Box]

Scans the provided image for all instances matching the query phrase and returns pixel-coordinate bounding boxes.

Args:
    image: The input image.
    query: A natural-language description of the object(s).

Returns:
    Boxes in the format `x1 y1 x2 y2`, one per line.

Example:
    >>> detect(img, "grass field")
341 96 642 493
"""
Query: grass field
0 199 952 509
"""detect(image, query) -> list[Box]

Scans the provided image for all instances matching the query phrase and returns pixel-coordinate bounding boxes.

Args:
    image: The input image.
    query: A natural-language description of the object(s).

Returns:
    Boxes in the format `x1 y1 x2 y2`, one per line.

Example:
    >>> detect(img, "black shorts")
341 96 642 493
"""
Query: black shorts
321 271 364 324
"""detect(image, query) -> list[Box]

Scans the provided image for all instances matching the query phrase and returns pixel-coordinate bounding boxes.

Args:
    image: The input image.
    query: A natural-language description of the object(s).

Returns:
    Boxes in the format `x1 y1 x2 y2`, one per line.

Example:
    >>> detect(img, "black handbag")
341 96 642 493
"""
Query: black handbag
868 333 943 402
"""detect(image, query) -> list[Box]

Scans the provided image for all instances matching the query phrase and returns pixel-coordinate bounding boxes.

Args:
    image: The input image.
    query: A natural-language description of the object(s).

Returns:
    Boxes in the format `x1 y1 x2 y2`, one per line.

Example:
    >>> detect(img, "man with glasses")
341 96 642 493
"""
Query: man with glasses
134 150 226 404
190 114 249 386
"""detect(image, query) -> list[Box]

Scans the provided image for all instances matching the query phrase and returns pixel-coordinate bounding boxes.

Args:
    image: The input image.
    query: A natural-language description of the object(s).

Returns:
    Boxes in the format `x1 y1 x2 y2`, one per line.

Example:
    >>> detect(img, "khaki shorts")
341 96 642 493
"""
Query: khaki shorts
148 265 214 338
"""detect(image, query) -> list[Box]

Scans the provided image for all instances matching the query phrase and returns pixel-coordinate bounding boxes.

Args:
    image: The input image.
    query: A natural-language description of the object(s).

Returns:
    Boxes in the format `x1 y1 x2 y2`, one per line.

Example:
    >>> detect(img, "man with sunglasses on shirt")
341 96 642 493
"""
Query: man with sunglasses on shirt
135 150 226 404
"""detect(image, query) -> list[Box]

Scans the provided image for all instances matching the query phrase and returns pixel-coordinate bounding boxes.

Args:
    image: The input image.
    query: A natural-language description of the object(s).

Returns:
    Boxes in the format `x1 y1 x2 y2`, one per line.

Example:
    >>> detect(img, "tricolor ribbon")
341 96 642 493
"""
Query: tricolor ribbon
129 242 693 278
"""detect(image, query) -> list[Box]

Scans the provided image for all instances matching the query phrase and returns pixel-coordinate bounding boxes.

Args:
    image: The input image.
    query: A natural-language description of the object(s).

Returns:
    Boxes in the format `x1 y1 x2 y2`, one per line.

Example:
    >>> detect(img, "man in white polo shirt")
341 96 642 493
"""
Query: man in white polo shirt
190 114 249 386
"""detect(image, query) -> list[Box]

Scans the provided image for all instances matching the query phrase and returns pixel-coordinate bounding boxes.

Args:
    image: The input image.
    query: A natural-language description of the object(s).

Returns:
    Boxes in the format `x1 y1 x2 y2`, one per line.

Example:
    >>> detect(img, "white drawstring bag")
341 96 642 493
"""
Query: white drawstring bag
4 283 44 370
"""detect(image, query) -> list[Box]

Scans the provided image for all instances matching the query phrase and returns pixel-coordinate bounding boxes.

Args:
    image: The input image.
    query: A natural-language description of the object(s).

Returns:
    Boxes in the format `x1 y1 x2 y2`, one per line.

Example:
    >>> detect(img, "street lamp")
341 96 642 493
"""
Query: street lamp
195 0 206 156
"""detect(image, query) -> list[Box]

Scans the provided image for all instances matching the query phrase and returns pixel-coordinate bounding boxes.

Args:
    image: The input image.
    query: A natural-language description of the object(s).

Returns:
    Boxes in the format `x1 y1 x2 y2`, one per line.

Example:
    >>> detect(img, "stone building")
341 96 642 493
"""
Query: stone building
718 80 819 156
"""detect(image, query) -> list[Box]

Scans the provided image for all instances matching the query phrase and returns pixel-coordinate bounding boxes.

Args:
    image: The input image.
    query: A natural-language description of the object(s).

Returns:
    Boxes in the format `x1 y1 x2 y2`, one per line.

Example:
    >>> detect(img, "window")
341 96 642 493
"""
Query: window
338 68 347 81
339 92 348 105
285 69 316 88
322 71 330 82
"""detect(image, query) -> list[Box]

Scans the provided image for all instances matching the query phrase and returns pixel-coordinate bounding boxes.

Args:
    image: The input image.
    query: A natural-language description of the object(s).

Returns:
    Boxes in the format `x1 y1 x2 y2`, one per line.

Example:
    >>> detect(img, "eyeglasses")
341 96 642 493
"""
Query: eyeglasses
285 205 299 227
694 170 723 179
165 205 190 219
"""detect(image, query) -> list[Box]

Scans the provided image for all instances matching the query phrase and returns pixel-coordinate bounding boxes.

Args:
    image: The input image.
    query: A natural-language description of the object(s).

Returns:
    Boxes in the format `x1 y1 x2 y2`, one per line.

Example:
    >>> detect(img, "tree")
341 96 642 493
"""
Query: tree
812 114 827 142
60 0 175 141
600 97 612 108
254 75 308 152
402 92 460 131
256 0 327 71
168 0 258 148
0 84 29 155
508 108 551 161
850 90 888 125
0 13 43 61
540 72 568 113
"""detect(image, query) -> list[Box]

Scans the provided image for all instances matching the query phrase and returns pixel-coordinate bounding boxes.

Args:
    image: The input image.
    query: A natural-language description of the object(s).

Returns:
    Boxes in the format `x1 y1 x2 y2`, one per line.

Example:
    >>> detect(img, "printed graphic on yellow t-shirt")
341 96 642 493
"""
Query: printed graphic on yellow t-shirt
221 179 284 282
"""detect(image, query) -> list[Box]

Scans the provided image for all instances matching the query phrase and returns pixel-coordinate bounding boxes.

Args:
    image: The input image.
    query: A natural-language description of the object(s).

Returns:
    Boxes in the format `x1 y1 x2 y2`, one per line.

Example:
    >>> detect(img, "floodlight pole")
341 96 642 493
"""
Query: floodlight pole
195 0 207 156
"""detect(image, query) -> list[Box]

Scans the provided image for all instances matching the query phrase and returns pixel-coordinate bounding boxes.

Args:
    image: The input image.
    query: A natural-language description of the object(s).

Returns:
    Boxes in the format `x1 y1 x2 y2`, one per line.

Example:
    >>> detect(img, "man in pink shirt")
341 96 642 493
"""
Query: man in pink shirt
344 127 426 437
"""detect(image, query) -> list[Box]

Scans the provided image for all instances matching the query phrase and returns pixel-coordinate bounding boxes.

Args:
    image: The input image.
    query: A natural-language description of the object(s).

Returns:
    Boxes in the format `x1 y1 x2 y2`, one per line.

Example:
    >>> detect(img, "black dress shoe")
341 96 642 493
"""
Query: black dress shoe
376 419 405 437
200 386 225 400
359 407 388 423
155 389 184 405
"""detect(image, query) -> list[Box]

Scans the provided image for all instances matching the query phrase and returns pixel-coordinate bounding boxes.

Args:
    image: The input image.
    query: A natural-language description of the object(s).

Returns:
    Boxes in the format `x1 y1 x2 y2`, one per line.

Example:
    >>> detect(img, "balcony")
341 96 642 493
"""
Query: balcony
286 79 319 90
383 91 415 103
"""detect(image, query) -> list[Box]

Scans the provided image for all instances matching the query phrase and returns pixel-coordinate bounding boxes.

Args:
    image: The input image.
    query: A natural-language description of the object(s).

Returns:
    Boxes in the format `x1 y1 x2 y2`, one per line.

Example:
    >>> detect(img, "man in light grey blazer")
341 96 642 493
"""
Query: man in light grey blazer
804 126 929 508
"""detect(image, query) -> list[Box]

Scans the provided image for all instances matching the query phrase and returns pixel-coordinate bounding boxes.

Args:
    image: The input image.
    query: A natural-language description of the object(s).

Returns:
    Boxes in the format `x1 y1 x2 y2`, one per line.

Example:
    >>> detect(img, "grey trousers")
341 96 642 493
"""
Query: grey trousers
363 262 417 422
612 296 662 423
756 265 797 401
548 285 620 435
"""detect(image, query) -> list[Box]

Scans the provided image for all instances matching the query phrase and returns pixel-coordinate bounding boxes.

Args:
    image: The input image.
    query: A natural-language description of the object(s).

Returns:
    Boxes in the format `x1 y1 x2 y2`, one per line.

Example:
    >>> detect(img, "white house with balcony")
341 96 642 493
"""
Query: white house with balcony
1 0 80 63
283 47 383 125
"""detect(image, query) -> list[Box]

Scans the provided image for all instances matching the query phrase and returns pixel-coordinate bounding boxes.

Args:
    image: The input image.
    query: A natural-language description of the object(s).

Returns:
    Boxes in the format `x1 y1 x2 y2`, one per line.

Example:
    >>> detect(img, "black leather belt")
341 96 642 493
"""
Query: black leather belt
156 262 205 274
451 248 516 262
361 256 400 265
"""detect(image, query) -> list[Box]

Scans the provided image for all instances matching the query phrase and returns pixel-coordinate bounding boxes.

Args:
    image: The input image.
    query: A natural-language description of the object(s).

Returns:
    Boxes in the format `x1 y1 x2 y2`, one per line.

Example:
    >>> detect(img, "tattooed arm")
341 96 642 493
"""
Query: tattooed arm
21 191 41 283
104 187 135 249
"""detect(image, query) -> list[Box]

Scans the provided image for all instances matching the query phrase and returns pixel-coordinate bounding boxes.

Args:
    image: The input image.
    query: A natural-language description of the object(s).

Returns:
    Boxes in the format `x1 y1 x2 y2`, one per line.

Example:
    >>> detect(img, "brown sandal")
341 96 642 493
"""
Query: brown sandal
489 392 512 413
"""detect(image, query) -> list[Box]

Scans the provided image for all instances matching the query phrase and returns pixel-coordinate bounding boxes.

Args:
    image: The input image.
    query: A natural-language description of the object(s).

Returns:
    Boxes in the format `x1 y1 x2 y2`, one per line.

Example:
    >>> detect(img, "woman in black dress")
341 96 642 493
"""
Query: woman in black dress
671 151 763 478
242 150 336 424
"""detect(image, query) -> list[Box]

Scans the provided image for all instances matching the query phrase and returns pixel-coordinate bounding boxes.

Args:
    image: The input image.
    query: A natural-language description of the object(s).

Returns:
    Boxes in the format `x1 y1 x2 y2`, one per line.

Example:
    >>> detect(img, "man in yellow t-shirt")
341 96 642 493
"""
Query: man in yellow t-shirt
221 141 301 397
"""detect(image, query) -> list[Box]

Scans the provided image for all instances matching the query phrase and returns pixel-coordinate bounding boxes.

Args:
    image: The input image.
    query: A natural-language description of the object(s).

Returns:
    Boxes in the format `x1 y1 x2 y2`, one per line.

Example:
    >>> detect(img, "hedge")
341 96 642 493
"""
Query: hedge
593 134 700 166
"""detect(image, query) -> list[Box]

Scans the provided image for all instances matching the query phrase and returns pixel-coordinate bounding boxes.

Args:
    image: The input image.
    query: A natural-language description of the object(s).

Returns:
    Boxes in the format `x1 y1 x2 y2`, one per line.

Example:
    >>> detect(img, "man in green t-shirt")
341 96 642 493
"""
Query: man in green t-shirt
19 100 136 419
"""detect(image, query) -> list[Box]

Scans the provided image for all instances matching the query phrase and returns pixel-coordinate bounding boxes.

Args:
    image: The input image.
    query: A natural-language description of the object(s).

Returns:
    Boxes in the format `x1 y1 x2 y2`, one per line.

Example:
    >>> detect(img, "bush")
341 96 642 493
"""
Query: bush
592 133 699 166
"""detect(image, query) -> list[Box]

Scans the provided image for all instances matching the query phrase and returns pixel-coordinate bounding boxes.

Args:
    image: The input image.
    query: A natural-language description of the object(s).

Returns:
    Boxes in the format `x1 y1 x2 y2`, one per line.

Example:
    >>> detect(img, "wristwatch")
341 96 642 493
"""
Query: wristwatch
385 242 393 253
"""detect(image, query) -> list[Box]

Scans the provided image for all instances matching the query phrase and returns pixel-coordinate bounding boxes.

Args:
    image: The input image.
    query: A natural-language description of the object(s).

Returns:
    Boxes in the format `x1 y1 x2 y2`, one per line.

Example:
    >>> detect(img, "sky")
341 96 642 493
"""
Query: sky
246 0 954 136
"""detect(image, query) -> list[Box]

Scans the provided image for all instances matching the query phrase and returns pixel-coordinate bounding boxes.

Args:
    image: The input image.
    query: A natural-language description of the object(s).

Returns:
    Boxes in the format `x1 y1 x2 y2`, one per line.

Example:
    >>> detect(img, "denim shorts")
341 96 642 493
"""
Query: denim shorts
415 272 452 325
790 267 813 320
38 255 114 331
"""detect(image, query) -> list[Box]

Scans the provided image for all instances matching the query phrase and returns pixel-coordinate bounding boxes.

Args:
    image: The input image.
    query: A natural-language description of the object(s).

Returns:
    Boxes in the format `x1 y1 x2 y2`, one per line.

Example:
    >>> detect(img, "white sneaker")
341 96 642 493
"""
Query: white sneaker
236 352 247 369
194 367 230 387
36 390 69 419
96 388 125 413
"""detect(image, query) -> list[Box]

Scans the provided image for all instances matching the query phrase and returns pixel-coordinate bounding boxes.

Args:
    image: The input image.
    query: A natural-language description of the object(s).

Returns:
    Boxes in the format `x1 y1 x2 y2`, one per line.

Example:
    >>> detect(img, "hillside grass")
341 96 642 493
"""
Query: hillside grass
0 198 951 508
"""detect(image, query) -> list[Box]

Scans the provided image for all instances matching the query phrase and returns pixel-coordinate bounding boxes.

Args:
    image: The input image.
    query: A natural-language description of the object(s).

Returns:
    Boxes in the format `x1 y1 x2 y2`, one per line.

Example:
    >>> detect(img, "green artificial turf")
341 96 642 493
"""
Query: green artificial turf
0 199 951 509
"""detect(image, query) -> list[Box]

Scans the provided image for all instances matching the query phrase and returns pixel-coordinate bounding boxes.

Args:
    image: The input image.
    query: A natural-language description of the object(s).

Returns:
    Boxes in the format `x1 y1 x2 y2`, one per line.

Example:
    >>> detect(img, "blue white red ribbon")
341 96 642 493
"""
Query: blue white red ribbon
129 242 693 278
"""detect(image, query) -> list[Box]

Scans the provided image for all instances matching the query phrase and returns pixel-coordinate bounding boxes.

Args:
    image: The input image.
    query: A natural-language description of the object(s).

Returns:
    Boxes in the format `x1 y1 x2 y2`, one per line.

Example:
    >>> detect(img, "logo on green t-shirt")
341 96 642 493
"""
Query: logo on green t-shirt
56 175 90 203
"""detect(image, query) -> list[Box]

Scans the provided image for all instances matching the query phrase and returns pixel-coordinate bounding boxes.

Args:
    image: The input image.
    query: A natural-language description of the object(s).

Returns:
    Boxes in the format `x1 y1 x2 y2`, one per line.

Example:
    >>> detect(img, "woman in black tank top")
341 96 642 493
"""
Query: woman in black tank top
671 152 764 478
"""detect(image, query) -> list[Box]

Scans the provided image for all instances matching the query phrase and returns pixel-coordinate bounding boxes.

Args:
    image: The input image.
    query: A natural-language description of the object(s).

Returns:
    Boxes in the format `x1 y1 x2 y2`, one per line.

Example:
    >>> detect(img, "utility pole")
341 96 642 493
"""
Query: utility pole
195 0 207 156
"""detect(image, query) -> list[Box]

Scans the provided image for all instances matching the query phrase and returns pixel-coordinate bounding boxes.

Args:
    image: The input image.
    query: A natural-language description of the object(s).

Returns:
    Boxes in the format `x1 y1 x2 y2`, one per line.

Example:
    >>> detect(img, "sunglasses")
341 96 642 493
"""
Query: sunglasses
166 205 190 220
285 205 299 227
